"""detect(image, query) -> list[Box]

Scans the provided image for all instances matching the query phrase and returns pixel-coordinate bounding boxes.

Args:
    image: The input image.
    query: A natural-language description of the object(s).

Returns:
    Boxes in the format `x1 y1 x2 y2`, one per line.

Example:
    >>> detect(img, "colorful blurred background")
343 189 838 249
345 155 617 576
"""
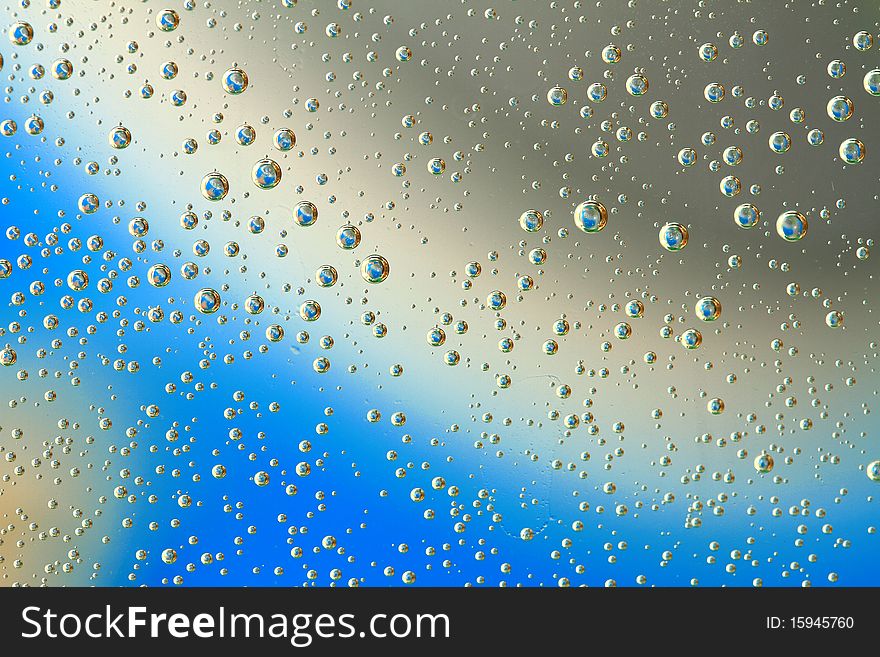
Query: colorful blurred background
0 0 878 587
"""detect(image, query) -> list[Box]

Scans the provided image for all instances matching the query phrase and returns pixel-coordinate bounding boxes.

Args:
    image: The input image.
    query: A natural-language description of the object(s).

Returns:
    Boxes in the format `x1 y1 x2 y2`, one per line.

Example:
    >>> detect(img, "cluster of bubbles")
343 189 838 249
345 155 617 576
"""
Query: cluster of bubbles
0 1 876 590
